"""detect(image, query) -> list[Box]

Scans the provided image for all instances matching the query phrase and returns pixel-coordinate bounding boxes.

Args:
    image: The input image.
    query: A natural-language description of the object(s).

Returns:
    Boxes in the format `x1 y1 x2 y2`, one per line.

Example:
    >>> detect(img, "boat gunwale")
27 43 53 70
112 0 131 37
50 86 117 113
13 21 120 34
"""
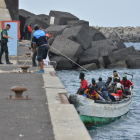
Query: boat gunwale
94 95 132 104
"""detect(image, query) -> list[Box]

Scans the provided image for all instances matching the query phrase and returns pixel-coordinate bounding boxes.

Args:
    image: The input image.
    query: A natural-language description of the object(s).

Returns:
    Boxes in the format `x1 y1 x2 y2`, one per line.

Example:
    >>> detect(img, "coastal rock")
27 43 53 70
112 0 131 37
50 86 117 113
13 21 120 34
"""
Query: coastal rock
24 18 49 30
89 27 106 41
125 50 140 68
96 26 140 42
92 39 118 67
19 9 36 31
126 59 140 68
107 60 127 69
113 46 135 62
45 25 68 37
48 10 79 25
78 46 100 67
76 63 98 71
67 20 89 30
61 26 91 49
115 40 126 50
47 37 55 46
50 56 73 70
50 35 82 62
37 14 49 21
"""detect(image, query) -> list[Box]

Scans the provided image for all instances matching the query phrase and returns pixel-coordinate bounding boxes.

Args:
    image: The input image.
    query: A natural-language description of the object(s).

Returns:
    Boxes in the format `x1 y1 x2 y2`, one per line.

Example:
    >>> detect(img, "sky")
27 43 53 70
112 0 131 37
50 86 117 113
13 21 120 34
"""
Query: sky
19 0 140 27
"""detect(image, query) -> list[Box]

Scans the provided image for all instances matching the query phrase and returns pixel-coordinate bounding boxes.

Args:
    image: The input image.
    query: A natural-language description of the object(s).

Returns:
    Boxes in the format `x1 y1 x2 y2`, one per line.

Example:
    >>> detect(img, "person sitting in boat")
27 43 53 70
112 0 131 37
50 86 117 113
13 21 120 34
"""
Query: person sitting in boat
111 70 121 80
86 86 105 101
105 77 112 88
120 75 134 95
101 86 116 102
85 86 98 100
88 78 97 90
77 73 88 94
96 77 105 91
111 90 122 101
78 89 87 97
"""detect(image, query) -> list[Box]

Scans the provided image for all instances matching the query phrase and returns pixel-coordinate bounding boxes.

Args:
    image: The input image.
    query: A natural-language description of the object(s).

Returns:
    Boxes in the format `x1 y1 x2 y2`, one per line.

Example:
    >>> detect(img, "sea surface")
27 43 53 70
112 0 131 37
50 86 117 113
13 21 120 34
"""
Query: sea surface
57 43 140 140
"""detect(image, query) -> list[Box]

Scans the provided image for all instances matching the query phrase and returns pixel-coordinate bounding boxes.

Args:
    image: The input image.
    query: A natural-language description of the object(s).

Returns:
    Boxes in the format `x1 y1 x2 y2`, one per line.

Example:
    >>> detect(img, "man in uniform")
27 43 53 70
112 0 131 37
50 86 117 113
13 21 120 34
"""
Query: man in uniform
0 24 13 64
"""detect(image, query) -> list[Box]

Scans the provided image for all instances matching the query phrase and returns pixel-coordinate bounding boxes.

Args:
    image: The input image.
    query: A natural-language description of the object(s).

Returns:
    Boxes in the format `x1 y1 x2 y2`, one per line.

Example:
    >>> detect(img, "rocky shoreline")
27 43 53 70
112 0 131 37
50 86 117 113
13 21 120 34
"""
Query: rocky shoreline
94 26 140 43
19 9 140 70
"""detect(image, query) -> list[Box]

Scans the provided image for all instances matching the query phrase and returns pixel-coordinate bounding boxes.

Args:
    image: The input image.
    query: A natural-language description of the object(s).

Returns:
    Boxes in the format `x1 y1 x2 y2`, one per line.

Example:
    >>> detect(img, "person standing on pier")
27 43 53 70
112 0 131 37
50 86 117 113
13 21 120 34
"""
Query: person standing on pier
32 24 48 73
0 24 13 64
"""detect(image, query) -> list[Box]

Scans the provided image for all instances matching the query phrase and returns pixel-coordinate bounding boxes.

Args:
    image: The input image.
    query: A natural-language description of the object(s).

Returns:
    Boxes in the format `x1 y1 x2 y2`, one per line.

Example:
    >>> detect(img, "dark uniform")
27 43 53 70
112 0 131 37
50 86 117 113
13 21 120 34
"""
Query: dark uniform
31 30 37 66
0 29 10 63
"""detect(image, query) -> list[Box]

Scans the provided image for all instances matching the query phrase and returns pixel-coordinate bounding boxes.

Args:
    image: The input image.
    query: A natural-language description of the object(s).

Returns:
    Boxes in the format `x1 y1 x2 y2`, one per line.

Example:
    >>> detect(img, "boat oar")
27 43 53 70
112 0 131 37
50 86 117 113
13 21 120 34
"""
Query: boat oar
50 46 89 72
124 72 133 82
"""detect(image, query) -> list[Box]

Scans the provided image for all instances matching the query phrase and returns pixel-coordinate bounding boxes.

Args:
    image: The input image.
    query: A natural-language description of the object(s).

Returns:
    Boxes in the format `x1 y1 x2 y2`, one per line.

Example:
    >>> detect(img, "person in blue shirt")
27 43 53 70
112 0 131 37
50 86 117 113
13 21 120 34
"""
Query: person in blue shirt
32 24 48 73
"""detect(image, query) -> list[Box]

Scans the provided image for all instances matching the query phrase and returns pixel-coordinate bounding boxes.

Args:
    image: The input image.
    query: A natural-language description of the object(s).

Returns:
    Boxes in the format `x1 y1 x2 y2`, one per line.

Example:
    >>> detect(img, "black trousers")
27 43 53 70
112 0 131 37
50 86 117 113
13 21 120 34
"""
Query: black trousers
0 41 9 63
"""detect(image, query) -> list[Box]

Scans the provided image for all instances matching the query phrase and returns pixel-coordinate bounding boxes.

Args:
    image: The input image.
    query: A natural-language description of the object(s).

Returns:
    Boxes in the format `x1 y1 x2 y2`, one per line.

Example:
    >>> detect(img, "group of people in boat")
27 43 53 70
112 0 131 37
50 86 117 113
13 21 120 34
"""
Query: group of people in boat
77 70 134 102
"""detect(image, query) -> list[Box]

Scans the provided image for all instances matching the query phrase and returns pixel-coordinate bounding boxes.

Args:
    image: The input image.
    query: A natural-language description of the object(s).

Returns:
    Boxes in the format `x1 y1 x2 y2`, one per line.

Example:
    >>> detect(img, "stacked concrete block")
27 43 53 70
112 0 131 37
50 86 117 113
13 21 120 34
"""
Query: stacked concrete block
92 39 118 67
125 50 140 68
113 46 135 62
89 27 106 41
37 14 49 21
50 56 73 70
24 18 49 30
115 39 126 50
78 46 100 67
61 26 91 49
50 35 83 63
107 60 127 69
45 25 68 37
19 9 36 32
48 10 79 25
67 20 89 30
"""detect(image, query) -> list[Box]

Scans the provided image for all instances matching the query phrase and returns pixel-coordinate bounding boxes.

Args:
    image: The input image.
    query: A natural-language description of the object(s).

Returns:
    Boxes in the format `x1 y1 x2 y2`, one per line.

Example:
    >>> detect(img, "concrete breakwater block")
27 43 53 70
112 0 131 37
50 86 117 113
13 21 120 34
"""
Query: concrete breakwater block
107 60 127 69
113 46 136 62
92 39 118 67
115 40 126 50
50 56 73 70
50 35 82 62
78 46 100 66
24 18 49 30
37 14 49 21
89 27 106 41
19 9 36 31
76 63 98 71
45 25 68 37
61 26 91 50
67 20 89 30
49 10 79 25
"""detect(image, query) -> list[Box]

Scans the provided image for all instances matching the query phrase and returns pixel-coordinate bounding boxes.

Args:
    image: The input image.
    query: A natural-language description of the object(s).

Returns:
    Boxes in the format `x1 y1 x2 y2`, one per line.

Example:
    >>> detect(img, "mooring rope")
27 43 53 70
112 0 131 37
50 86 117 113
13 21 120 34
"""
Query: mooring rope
50 46 88 72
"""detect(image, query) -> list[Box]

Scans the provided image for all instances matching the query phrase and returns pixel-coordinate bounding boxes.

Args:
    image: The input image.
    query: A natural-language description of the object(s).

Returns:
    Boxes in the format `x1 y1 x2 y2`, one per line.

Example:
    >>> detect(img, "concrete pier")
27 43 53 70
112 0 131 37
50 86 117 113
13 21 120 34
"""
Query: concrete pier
0 41 91 140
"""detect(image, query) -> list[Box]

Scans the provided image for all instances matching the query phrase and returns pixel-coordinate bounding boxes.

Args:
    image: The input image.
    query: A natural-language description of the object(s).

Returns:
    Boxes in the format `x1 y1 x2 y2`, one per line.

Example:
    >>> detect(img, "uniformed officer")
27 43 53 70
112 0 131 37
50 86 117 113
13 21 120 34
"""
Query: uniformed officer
0 24 13 64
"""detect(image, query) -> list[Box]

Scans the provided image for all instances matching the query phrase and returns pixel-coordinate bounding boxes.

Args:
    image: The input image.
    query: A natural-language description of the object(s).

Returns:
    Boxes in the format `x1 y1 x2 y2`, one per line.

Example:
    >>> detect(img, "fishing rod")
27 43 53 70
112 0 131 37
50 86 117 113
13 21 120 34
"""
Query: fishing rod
50 46 89 72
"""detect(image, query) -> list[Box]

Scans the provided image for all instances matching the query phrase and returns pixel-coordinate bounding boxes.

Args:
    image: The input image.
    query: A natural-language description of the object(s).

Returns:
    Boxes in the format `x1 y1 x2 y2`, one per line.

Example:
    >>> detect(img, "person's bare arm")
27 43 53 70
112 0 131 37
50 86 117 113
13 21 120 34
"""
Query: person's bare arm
3 35 13 40
33 43 37 53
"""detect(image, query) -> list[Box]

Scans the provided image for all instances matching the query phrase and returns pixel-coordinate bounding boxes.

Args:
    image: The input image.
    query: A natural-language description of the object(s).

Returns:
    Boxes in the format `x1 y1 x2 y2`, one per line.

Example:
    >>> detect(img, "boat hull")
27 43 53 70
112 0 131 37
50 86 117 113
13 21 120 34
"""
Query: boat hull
69 94 132 126
80 115 120 126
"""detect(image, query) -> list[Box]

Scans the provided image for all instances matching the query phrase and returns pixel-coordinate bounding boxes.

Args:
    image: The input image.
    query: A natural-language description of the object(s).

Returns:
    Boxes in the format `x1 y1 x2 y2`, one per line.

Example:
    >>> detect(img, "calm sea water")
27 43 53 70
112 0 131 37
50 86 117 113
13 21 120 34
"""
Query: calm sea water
57 43 140 140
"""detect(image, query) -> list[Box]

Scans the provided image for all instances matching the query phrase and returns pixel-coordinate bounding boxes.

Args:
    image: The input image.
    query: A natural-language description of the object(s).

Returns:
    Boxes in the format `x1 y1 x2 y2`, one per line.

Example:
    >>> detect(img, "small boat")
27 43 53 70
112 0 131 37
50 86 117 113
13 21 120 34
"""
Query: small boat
69 94 133 126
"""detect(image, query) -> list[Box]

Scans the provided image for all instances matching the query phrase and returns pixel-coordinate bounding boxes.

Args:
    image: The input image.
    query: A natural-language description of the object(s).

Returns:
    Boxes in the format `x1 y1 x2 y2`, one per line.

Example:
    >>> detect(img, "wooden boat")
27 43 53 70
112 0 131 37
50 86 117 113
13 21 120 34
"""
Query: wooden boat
69 94 132 126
